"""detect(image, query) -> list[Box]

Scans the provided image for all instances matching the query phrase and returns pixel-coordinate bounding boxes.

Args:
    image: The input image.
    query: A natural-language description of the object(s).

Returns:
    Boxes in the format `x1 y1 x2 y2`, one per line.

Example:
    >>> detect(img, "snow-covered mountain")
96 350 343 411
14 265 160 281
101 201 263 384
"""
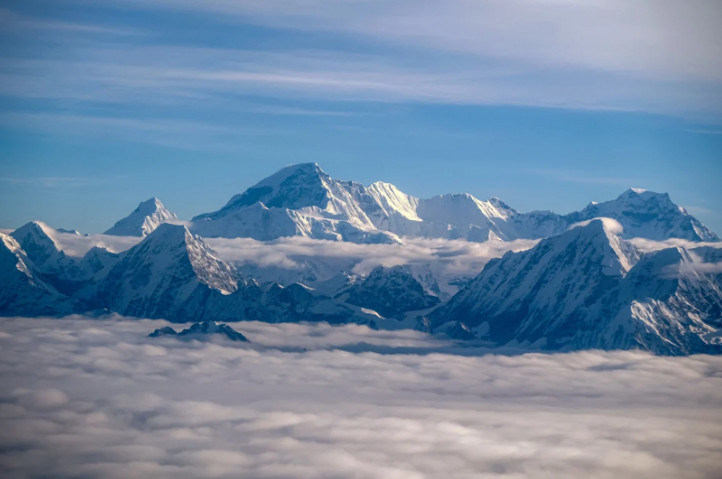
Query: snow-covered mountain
94 223 239 320
566 188 718 241
343 265 441 318
0 233 78 316
9 221 88 297
149 321 250 342
105 197 177 237
10 221 79 278
81 223 375 325
191 163 400 244
2 163 720 355
189 163 716 243
429 219 722 354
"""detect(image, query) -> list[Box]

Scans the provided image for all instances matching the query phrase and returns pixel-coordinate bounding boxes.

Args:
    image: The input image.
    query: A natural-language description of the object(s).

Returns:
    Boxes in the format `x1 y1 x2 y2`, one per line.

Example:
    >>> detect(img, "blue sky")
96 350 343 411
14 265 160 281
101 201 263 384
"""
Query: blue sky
1 0 721 234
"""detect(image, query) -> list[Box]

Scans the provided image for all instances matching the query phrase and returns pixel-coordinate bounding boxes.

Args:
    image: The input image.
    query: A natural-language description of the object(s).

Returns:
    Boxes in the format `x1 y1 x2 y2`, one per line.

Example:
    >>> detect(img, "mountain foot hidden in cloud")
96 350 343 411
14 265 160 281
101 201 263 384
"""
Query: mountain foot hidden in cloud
149 321 250 342
1 164 721 356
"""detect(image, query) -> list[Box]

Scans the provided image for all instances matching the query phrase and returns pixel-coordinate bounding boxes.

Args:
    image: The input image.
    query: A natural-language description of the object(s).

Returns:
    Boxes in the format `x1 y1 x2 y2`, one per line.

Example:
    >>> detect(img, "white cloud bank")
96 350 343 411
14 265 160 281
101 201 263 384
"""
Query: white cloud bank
1 316 721 478
47 230 538 295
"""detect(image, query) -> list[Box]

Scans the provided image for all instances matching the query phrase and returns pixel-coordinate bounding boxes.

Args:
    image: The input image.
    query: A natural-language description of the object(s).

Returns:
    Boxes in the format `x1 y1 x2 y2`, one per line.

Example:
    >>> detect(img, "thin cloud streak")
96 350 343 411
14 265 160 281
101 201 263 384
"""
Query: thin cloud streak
0 7 141 36
1 42 720 118
115 0 722 82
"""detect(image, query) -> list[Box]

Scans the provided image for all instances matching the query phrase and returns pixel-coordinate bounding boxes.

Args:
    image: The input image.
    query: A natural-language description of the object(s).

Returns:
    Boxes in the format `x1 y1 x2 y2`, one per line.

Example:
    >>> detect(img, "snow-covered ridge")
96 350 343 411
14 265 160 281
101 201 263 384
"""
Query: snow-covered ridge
1 163 720 355
187 164 717 243
430 219 722 355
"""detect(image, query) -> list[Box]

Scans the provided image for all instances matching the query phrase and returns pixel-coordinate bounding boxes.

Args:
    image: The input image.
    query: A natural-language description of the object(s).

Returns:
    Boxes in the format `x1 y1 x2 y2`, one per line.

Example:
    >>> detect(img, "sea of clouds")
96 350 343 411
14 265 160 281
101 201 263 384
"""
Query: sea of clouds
1 316 721 478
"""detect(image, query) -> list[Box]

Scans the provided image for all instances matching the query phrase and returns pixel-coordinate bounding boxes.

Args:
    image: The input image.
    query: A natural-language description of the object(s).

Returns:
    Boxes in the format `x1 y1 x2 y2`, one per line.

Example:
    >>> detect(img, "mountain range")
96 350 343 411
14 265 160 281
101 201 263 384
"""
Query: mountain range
107 163 718 243
1 163 720 355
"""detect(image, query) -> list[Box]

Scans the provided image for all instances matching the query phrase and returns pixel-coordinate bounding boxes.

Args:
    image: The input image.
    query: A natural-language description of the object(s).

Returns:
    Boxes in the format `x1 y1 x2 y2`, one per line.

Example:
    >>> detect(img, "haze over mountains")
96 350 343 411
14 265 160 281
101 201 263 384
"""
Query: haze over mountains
1 163 720 355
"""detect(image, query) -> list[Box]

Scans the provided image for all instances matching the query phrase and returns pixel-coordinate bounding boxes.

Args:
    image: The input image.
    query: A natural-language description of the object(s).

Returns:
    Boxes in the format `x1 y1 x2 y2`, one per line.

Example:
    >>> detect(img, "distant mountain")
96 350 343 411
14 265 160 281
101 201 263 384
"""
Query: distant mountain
0 233 78 316
105 197 177 237
190 163 717 243
94 223 239 320
2 163 720 356
9 221 88 297
149 321 250 342
10 222 79 278
429 219 722 355
83 223 375 325
566 188 718 241
191 163 400 244
343 265 440 318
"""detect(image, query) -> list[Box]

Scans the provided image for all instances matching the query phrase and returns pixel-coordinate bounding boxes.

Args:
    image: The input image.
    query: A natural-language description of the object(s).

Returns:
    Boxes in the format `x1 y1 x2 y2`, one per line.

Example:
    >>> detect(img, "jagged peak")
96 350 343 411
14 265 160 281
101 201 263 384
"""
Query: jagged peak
251 162 329 192
105 197 177 237
120 223 238 294
135 197 168 214
11 221 61 249
141 222 192 243
562 218 639 274
616 188 671 203
13 220 56 237
487 196 515 211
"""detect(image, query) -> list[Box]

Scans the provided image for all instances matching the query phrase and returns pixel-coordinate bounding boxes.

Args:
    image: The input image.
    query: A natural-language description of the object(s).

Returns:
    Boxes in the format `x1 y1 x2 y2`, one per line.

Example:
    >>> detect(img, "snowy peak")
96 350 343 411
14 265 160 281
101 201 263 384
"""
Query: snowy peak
127 223 238 294
197 163 332 219
10 221 75 275
567 218 639 275
429 219 641 344
571 189 718 241
105 197 177 237
0 232 77 315
94 223 240 320
429 216 721 354
191 164 400 243
188 164 716 243
11 221 61 251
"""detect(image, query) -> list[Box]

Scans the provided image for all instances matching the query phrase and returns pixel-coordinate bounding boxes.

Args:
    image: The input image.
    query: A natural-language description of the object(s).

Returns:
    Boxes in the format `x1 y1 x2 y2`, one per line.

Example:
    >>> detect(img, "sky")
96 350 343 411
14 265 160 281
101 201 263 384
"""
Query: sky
1 316 721 478
0 0 721 234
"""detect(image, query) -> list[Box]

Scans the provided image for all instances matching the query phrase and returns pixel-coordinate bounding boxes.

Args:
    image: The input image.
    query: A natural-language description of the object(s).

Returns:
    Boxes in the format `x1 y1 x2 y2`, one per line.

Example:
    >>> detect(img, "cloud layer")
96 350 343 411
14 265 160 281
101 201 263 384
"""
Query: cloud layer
1 316 721 478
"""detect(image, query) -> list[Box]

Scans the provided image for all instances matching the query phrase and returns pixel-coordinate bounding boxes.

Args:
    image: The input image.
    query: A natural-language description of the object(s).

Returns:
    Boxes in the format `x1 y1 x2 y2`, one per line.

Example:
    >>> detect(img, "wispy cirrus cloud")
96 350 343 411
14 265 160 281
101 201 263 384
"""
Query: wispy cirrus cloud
0 7 140 36
113 0 722 82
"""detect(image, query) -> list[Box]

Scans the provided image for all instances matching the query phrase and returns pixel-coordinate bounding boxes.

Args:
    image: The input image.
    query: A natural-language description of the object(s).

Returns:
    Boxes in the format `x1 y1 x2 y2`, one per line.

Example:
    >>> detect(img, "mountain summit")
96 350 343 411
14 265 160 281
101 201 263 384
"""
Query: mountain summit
105 197 177 237
191 163 400 243
568 188 718 241
429 218 721 354
188 163 717 244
